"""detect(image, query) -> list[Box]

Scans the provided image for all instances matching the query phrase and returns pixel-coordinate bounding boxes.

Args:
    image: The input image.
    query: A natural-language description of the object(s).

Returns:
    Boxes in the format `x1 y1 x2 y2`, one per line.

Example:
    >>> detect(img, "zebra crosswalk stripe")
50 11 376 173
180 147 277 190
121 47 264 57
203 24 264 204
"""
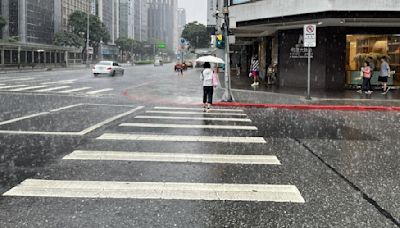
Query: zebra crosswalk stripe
63 150 281 165
59 87 92 93
154 106 244 112
120 123 258 130
146 110 247 116
3 179 305 203
97 133 266 144
86 88 114 95
8 85 47 92
35 86 71 92
135 116 252 122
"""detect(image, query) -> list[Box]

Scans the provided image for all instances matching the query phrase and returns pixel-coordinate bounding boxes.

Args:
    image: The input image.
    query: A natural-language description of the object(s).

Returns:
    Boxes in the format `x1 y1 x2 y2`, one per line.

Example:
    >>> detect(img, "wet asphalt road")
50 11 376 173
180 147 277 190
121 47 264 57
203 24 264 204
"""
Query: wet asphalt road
0 64 399 227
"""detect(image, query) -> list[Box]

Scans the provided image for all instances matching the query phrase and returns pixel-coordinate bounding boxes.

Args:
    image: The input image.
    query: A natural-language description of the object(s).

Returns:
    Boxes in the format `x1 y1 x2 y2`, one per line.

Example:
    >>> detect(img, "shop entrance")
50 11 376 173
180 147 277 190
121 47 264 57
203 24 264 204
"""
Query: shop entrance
346 34 400 88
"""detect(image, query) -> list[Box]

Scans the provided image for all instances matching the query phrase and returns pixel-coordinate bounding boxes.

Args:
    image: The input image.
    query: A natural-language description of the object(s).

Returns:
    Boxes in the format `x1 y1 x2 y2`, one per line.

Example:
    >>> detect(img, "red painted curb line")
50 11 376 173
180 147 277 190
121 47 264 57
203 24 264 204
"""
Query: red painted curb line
214 102 400 112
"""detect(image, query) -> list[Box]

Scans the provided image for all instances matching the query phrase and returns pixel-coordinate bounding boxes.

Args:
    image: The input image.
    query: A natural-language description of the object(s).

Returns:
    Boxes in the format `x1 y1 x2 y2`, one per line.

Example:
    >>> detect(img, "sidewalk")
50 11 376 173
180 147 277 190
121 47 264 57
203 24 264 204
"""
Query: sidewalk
218 72 400 107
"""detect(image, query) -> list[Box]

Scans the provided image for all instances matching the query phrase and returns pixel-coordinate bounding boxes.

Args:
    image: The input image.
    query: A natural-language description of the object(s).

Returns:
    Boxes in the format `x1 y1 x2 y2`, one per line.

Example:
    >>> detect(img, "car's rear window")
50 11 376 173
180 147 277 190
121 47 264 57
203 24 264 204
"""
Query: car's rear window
97 62 112 66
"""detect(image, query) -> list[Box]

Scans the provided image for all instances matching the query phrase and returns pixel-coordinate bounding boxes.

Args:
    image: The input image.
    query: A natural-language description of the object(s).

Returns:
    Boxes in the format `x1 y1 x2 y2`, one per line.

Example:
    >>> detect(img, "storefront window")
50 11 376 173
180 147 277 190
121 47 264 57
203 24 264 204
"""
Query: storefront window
346 35 400 86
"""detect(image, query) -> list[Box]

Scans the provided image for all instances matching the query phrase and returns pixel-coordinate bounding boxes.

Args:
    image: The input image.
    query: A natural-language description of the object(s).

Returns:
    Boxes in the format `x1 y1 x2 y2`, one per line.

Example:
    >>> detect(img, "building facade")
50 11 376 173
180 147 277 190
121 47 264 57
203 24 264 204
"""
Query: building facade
134 0 148 42
54 0 90 33
119 0 134 38
96 0 119 44
229 0 400 90
176 8 186 38
1 0 55 44
147 0 178 51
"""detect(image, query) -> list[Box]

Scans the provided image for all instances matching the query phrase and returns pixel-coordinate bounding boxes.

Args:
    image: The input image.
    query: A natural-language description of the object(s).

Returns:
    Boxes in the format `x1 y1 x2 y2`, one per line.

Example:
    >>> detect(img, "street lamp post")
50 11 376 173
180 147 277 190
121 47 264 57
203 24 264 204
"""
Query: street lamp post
86 10 90 67
222 0 233 102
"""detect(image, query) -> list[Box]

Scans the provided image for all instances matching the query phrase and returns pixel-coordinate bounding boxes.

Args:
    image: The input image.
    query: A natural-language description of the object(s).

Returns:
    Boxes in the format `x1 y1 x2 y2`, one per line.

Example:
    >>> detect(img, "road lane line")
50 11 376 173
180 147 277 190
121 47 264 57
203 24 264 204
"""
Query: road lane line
0 130 82 136
34 86 71 92
50 104 85 112
86 88 114 95
120 123 258 130
8 85 47 92
135 116 252 122
97 133 266 144
3 179 305 203
0 112 49 126
0 85 28 89
78 106 144 135
0 77 34 82
154 106 244 112
59 87 92 93
63 150 280 165
146 110 247 116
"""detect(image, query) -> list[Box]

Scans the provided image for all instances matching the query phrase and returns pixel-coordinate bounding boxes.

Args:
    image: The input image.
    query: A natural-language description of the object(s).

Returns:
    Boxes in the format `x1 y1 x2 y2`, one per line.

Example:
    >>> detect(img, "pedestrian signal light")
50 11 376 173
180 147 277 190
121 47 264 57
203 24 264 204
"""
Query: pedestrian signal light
216 34 224 49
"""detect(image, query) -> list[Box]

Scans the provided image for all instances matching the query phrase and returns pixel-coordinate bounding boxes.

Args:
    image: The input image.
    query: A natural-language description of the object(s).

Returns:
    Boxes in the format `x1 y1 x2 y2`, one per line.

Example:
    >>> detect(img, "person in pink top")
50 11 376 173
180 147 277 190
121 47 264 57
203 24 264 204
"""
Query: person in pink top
358 61 373 94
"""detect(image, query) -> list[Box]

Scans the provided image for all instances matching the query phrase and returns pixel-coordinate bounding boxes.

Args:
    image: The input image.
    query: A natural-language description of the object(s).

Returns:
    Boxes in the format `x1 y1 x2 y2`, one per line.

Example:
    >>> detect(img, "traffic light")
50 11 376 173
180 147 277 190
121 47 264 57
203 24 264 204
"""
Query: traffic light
216 34 225 49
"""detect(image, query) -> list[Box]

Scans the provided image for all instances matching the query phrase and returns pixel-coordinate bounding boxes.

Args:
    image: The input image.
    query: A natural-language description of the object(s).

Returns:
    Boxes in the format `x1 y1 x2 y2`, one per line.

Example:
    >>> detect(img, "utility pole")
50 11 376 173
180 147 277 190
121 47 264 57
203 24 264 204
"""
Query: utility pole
86 10 90 67
222 0 233 102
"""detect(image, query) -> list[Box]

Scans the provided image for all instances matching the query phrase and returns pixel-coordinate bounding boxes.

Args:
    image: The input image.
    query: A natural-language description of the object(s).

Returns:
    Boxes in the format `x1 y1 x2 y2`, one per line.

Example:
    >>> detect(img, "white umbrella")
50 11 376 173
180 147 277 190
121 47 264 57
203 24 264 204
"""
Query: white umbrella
195 55 225 64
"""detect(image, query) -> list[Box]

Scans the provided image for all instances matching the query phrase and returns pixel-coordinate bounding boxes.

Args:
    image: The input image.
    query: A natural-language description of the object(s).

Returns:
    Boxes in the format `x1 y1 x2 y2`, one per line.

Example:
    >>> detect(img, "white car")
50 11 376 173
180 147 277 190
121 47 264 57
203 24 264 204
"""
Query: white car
92 61 124 77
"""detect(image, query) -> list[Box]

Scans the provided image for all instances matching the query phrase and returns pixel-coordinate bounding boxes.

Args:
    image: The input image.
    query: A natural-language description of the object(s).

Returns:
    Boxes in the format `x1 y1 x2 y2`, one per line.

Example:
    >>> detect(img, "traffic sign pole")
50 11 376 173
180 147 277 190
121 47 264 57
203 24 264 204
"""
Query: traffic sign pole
307 48 311 100
304 24 316 100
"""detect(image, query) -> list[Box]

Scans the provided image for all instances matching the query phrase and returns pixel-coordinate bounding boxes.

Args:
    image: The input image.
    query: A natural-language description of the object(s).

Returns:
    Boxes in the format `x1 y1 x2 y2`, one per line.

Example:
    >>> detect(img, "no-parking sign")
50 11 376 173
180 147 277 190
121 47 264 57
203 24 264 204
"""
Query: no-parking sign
304 24 317 47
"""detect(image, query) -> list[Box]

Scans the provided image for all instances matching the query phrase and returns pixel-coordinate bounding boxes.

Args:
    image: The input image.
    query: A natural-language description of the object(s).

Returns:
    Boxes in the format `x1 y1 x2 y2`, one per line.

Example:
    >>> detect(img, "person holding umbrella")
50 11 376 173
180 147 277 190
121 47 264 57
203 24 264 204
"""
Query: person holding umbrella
200 62 218 112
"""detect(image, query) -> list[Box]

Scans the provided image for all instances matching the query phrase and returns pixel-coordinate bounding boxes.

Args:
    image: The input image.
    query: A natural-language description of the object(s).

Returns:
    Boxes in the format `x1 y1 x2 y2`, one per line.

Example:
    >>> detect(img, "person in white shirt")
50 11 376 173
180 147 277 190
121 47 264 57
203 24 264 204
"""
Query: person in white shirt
200 62 214 112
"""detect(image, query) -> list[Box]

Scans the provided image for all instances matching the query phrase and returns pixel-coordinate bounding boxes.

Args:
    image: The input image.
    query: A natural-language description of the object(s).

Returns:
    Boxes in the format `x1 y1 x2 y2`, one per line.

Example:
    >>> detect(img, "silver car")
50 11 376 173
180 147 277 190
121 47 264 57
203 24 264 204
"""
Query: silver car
92 61 124 77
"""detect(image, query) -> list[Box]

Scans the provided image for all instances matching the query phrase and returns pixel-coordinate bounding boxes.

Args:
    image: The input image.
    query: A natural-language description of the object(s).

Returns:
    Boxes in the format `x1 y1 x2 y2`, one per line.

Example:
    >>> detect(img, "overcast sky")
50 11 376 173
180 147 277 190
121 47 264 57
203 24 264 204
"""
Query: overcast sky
178 0 207 25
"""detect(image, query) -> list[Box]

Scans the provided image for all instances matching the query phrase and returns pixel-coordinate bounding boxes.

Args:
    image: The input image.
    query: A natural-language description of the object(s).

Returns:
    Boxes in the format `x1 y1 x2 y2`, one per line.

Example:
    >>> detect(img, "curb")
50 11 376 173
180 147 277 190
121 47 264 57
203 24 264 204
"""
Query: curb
213 102 400 112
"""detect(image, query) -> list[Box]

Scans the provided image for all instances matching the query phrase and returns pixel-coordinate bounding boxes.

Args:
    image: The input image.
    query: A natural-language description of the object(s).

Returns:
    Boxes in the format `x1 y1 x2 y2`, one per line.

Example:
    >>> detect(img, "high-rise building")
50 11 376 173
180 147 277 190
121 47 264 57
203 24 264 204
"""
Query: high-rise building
54 0 90 33
134 0 148 42
147 0 178 51
96 0 119 44
177 8 186 38
1 0 55 44
119 0 134 38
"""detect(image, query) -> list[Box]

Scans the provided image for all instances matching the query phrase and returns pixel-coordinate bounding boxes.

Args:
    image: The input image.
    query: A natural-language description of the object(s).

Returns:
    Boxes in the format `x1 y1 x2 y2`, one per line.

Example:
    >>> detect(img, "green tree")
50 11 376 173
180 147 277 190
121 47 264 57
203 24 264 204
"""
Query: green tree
53 32 84 48
68 11 110 47
0 16 6 31
116 37 145 61
181 22 209 49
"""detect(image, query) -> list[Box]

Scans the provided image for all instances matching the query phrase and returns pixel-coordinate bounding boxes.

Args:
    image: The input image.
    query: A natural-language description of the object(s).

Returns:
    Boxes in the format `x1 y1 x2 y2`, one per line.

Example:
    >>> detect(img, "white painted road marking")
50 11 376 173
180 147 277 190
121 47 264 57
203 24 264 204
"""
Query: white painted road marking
146 110 247 116
3 179 305 203
79 106 144 135
135 116 252 122
154 106 244 112
120 123 258 130
86 88 114 95
0 85 28 89
63 150 281 165
41 80 77 85
50 104 85 112
0 112 49 126
35 86 71 92
0 77 34 82
97 133 266 144
59 87 92 93
0 130 82 136
9 85 47 92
